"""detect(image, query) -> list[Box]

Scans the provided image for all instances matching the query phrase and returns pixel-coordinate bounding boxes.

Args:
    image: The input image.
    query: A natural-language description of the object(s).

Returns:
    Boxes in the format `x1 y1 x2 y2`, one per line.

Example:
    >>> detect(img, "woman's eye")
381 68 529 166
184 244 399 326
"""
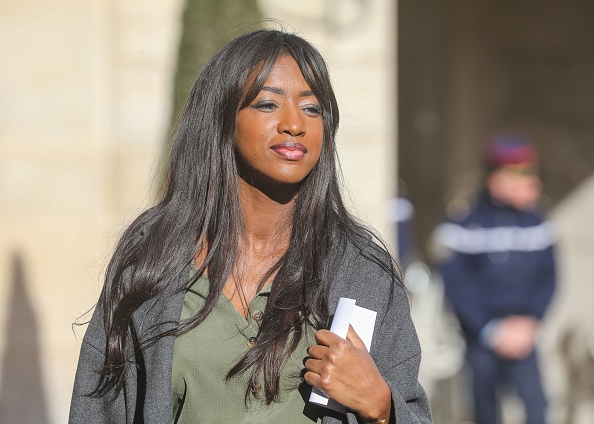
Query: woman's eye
303 105 321 116
251 101 277 111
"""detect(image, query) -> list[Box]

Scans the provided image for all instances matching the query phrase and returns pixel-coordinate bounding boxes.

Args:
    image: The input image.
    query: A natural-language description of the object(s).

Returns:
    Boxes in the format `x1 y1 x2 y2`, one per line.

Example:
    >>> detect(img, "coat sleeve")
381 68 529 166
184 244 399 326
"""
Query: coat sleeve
69 297 135 424
371 283 433 424
324 243 433 424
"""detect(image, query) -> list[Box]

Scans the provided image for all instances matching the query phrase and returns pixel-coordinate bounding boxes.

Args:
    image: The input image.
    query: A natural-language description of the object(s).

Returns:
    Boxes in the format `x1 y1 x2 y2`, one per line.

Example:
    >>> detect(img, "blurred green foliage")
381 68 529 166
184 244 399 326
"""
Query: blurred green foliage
169 0 263 130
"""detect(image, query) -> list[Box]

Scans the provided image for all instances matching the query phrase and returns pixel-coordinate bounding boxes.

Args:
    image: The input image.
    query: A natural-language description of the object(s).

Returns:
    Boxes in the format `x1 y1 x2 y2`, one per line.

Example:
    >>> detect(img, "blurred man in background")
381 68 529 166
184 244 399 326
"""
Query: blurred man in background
389 179 417 268
432 135 556 424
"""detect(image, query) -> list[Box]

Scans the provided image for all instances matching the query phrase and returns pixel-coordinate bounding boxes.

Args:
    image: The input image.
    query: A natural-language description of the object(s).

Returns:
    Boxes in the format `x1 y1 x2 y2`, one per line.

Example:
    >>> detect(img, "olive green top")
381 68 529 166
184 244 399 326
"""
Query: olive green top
172 270 322 423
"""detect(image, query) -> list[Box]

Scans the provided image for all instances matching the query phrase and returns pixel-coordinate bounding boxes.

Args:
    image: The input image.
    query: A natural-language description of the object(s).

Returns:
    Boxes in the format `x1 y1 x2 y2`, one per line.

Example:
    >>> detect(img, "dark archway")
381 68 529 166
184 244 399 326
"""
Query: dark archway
399 0 594 257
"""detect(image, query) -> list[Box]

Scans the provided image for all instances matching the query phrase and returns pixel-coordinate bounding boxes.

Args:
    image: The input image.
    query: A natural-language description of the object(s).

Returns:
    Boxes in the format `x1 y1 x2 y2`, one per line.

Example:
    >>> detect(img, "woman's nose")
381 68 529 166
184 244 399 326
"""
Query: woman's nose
277 105 305 136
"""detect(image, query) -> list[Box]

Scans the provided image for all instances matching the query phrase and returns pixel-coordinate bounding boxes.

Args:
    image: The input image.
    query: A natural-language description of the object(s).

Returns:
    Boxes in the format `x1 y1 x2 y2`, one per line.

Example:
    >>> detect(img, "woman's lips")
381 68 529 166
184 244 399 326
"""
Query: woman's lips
270 142 306 160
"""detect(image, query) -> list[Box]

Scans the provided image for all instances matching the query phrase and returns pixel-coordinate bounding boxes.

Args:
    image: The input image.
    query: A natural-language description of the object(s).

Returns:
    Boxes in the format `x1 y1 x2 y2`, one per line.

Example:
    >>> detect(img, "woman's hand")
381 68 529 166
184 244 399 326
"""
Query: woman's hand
304 325 392 424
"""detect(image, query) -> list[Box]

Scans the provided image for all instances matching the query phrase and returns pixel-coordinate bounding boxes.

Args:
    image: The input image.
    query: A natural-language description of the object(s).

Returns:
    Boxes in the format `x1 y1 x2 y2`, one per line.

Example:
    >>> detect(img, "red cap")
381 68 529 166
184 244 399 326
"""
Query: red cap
485 135 537 167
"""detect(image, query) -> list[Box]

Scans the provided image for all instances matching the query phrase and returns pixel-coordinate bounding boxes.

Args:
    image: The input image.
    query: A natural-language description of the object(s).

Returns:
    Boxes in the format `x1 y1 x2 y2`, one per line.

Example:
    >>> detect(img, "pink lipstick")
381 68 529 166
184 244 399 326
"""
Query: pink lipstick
270 142 306 160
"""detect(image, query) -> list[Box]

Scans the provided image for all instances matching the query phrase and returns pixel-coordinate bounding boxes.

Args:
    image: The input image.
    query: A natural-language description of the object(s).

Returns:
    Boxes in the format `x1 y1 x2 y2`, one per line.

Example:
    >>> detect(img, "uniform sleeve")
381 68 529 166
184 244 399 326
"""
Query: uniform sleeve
437 250 493 339
526 243 556 319
432 222 493 340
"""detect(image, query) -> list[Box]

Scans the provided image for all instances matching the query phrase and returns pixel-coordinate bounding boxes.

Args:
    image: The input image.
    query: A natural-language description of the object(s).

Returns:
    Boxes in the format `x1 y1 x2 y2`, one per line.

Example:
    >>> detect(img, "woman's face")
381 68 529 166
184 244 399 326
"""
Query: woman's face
234 55 324 190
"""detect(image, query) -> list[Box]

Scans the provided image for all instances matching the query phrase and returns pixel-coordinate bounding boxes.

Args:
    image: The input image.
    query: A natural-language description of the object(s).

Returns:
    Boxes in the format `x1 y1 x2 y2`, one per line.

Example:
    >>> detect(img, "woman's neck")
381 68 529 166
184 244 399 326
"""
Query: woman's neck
238 178 294 257
213 179 295 318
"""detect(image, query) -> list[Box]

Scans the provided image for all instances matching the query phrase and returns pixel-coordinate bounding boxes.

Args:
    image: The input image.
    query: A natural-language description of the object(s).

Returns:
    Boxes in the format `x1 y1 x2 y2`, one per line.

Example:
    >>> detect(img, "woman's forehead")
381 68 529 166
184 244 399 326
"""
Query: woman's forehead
246 54 317 94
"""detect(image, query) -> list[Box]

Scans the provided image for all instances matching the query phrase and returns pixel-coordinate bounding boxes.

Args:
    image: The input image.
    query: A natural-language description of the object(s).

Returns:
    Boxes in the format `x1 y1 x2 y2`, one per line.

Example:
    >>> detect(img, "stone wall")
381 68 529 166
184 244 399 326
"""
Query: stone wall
0 1 184 421
259 0 398 237
0 1 397 421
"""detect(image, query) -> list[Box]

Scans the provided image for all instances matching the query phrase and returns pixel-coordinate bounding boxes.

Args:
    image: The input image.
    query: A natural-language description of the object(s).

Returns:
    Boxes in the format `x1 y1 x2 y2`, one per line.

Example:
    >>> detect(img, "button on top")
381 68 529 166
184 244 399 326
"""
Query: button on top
247 337 257 347
252 310 264 321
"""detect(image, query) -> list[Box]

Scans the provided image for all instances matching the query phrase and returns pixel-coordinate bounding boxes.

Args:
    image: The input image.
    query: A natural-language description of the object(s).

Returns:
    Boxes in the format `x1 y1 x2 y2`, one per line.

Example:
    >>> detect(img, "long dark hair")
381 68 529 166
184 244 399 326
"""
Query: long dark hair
95 29 395 403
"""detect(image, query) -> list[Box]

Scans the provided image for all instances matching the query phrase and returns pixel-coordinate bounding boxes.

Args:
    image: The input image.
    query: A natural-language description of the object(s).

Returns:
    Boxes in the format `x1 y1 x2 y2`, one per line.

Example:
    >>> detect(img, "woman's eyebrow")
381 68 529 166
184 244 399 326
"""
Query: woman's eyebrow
261 86 316 97
261 86 283 94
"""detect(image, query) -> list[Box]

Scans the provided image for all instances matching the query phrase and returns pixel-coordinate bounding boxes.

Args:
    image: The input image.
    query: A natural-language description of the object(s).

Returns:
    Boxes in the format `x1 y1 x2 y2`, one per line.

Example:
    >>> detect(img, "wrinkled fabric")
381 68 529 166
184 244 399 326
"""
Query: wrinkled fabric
69 239 433 424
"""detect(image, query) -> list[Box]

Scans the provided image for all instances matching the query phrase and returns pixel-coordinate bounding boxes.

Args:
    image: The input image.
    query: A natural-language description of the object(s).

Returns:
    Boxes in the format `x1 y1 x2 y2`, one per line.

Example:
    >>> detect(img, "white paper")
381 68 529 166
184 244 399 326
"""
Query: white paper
309 297 377 413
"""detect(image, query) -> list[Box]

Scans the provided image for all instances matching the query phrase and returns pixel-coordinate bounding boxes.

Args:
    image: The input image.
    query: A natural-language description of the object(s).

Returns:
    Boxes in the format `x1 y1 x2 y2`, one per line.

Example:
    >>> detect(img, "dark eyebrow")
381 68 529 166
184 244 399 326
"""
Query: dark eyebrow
261 86 316 97
261 86 284 95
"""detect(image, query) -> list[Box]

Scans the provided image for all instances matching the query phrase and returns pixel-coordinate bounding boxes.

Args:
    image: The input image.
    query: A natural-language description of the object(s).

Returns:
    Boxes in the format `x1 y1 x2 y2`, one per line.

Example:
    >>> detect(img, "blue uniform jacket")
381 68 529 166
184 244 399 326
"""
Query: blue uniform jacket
433 193 556 342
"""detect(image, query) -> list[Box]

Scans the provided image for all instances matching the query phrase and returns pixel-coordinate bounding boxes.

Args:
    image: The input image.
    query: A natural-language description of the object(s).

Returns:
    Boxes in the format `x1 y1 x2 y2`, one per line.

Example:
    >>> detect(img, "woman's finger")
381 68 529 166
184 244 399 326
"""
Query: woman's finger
304 356 325 375
306 344 327 359
345 324 367 351
303 369 323 389
315 328 344 346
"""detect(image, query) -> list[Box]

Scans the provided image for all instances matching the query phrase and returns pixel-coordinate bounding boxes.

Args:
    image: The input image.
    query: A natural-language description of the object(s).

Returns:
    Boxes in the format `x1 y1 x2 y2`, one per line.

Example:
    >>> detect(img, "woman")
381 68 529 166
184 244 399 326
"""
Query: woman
69 29 432 424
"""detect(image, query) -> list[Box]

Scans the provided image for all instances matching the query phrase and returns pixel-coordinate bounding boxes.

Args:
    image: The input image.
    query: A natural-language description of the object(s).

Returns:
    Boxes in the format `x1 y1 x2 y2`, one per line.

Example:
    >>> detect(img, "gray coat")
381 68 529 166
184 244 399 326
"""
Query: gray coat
69 240 432 423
